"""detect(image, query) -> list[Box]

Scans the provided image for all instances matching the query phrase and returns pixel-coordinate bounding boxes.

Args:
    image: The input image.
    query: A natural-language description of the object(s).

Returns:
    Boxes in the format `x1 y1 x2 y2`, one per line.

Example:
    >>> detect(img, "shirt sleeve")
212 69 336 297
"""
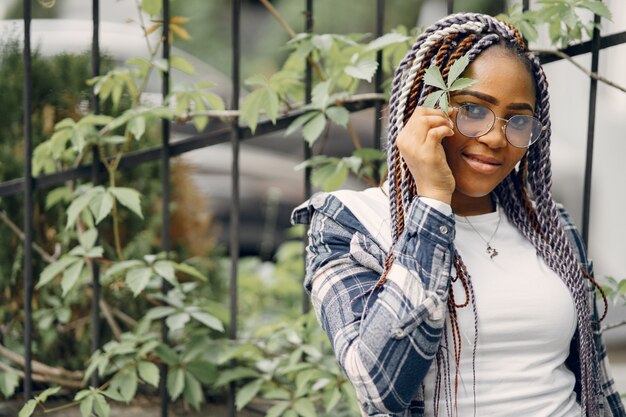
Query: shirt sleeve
301 194 455 414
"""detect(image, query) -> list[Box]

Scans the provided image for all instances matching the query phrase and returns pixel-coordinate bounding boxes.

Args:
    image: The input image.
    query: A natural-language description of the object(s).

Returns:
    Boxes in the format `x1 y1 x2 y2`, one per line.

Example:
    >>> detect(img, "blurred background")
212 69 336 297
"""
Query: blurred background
0 0 624 413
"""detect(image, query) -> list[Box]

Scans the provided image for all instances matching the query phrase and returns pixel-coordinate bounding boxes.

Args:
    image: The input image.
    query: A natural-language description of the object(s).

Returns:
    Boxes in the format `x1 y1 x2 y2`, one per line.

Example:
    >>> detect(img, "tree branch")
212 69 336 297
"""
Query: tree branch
99 299 122 340
0 361 84 389
602 318 626 332
533 49 626 94
0 343 83 380
0 211 56 264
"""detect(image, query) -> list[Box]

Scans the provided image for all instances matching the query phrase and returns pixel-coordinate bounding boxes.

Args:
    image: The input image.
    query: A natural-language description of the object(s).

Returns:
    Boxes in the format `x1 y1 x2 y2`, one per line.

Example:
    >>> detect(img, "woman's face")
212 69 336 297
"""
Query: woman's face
444 46 536 211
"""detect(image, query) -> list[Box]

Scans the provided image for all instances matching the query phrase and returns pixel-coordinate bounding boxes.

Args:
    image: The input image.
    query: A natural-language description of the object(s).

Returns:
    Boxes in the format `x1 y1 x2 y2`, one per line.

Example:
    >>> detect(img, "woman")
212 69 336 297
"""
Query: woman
292 12 624 417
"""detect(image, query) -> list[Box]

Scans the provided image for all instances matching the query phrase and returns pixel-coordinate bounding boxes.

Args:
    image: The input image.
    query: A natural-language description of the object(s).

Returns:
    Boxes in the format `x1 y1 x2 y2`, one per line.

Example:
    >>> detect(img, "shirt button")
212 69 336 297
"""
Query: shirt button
393 328 406 339
439 225 448 234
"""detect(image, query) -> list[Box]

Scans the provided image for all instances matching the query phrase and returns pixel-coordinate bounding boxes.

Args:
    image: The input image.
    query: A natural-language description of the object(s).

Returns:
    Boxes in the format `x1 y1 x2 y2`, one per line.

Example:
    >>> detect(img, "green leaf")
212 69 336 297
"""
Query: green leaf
45 187 72 209
293 398 316 417
141 0 161 15
266 402 290 417
36 386 62 402
126 266 153 296
189 311 224 332
447 53 471 86
127 116 146 140
579 0 612 20
61 259 86 296
109 187 143 219
156 343 180 366
313 162 349 192
105 260 144 278
80 396 94 417
324 387 341 412
215 367 261 387
119 371 138 403
325 106 349 128
240 89 266 133
173 262 206 281
344 57 378 81
245 74 268 87
302 112 327 145
448 77 478 91
167 368 185 401
66 187 102 229
18 400 37 417
93 394 110 417
285 111 319 137
364 32 410 53
423 66 447 90
37 256 78 288
166 312 190 331
79 228 99 251
311 34 333 51
422 90 445 109
146 306 177 320
186 361 217 385
95 192 114 224
153 261 176 285
183 372 203 410
170 56 196 75
439 94 450 115
235 379 263 411
81 114 114 126
138 361 160 387
0 370 19 398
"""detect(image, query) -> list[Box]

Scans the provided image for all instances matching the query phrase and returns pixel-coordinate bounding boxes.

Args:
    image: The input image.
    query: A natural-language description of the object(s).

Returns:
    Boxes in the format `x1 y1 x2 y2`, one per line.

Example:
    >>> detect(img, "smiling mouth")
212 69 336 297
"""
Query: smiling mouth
462 153 502 174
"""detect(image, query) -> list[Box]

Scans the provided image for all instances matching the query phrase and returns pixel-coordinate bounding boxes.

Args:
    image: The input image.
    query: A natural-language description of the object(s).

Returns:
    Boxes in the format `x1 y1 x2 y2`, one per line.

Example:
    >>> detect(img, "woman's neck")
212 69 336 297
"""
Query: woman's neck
451 193 495 216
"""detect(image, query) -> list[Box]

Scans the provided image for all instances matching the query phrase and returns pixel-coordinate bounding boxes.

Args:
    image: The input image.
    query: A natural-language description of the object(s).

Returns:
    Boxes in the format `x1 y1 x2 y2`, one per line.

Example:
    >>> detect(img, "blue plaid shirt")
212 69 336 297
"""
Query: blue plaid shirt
292 188 625 417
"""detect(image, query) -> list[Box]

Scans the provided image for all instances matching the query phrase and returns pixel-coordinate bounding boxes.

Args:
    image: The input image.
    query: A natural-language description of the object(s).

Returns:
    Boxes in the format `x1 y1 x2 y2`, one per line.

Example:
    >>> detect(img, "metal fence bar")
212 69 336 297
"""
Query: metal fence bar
447 0 454 15
22 0 34 401
374 0 384 159
228 0 241 415
160 2 171 416
539 30 626 64
523 0 530 11
90 0 101 388
302 0 313 315
581 5 603 246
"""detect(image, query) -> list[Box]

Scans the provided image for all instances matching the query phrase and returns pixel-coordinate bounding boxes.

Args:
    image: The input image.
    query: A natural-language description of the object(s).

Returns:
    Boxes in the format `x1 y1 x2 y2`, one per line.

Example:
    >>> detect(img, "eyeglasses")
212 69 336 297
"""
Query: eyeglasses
453 103 545 148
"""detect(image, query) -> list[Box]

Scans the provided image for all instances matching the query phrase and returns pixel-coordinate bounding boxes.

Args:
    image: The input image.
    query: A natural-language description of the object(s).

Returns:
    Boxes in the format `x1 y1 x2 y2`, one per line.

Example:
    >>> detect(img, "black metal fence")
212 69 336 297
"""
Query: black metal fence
3 0 626 416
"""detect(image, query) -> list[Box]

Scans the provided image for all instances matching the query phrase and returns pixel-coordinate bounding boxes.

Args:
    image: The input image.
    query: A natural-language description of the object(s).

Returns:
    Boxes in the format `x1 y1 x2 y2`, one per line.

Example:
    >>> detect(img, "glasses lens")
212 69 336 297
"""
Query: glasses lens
456 104 494 137
505 115 543 148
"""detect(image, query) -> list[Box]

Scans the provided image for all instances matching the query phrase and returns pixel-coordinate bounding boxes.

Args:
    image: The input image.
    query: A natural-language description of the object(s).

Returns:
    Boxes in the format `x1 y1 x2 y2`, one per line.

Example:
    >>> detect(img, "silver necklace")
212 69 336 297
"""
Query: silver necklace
464 209 501 259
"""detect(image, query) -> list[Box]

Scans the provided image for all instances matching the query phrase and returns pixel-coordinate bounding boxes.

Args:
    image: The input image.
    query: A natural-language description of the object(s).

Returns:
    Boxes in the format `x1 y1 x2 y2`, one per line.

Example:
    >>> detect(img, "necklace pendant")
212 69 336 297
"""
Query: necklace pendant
486 245 498 259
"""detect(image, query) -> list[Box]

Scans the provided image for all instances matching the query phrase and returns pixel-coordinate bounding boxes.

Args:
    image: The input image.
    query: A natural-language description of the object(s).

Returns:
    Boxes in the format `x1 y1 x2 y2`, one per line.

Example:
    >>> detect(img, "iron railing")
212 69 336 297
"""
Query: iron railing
4 0 625 416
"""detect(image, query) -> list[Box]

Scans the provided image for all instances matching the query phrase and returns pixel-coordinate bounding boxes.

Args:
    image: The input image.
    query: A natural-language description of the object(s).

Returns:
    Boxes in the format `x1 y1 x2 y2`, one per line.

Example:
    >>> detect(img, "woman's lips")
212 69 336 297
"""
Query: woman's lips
462 153 502 174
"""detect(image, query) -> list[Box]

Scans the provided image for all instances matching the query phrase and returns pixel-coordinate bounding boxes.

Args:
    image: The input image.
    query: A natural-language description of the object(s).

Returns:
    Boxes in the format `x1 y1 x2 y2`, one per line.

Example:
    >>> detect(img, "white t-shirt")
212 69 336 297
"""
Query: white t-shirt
421 199 580 417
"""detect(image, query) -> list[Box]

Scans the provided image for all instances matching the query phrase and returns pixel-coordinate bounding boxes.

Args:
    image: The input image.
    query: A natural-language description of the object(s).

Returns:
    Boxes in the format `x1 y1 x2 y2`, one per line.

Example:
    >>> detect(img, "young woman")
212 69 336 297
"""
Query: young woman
292 13 625 417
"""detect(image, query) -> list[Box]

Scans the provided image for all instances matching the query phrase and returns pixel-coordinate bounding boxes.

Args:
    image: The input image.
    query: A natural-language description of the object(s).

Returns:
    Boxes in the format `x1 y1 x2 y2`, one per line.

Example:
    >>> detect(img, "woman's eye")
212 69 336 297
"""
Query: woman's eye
509 116 531 130
464 104 489 119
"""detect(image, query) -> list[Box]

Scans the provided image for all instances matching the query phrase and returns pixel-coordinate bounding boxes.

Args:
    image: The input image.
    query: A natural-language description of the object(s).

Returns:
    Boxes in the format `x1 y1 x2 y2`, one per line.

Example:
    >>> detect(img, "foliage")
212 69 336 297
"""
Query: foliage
422 52 477 114
497 0 612 46
216 311 360 417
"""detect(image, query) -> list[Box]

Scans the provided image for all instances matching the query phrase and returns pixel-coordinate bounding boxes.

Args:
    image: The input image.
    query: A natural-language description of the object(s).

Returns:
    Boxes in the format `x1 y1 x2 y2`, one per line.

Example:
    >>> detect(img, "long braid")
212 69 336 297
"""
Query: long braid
384 12 604 416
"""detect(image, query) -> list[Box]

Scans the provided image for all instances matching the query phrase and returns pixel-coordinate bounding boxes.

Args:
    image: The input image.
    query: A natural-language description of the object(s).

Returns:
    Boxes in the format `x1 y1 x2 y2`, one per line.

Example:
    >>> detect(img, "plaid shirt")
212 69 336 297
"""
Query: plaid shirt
291 188 625 417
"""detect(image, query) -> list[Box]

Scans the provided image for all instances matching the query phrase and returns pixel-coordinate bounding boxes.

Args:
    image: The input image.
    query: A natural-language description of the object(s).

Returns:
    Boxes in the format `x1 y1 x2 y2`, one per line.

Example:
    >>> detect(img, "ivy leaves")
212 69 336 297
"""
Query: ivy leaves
498 0 612 46
422 52 477 114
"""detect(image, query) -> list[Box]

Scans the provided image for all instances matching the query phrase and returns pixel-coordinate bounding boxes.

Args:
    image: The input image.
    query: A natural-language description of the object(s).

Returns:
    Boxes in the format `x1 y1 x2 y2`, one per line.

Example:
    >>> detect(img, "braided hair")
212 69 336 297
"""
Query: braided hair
382 13 604 417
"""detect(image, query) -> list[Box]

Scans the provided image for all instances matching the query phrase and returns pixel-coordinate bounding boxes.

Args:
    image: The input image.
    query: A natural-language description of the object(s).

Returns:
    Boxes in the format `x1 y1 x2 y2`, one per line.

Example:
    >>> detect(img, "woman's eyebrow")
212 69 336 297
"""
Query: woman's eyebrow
451 90 534 112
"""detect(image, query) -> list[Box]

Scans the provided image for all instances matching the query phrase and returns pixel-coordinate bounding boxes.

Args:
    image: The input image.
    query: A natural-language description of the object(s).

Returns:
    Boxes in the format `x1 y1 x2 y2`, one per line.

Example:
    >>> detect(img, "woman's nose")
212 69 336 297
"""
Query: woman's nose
477 118 508 148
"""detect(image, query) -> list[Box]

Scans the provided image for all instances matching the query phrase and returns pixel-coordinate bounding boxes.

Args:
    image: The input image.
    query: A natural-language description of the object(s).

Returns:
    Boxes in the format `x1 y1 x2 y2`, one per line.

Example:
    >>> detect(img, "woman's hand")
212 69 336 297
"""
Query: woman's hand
396 106 455 205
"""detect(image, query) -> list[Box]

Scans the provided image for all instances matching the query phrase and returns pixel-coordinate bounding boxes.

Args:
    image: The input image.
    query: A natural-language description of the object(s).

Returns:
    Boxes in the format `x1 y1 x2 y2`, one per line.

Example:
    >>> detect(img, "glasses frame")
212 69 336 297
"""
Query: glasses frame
451 104 546 149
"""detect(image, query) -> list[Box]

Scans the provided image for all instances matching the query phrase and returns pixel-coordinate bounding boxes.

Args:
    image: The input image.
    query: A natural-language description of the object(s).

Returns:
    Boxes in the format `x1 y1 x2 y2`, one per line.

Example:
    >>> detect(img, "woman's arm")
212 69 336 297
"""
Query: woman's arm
300 193 455 414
